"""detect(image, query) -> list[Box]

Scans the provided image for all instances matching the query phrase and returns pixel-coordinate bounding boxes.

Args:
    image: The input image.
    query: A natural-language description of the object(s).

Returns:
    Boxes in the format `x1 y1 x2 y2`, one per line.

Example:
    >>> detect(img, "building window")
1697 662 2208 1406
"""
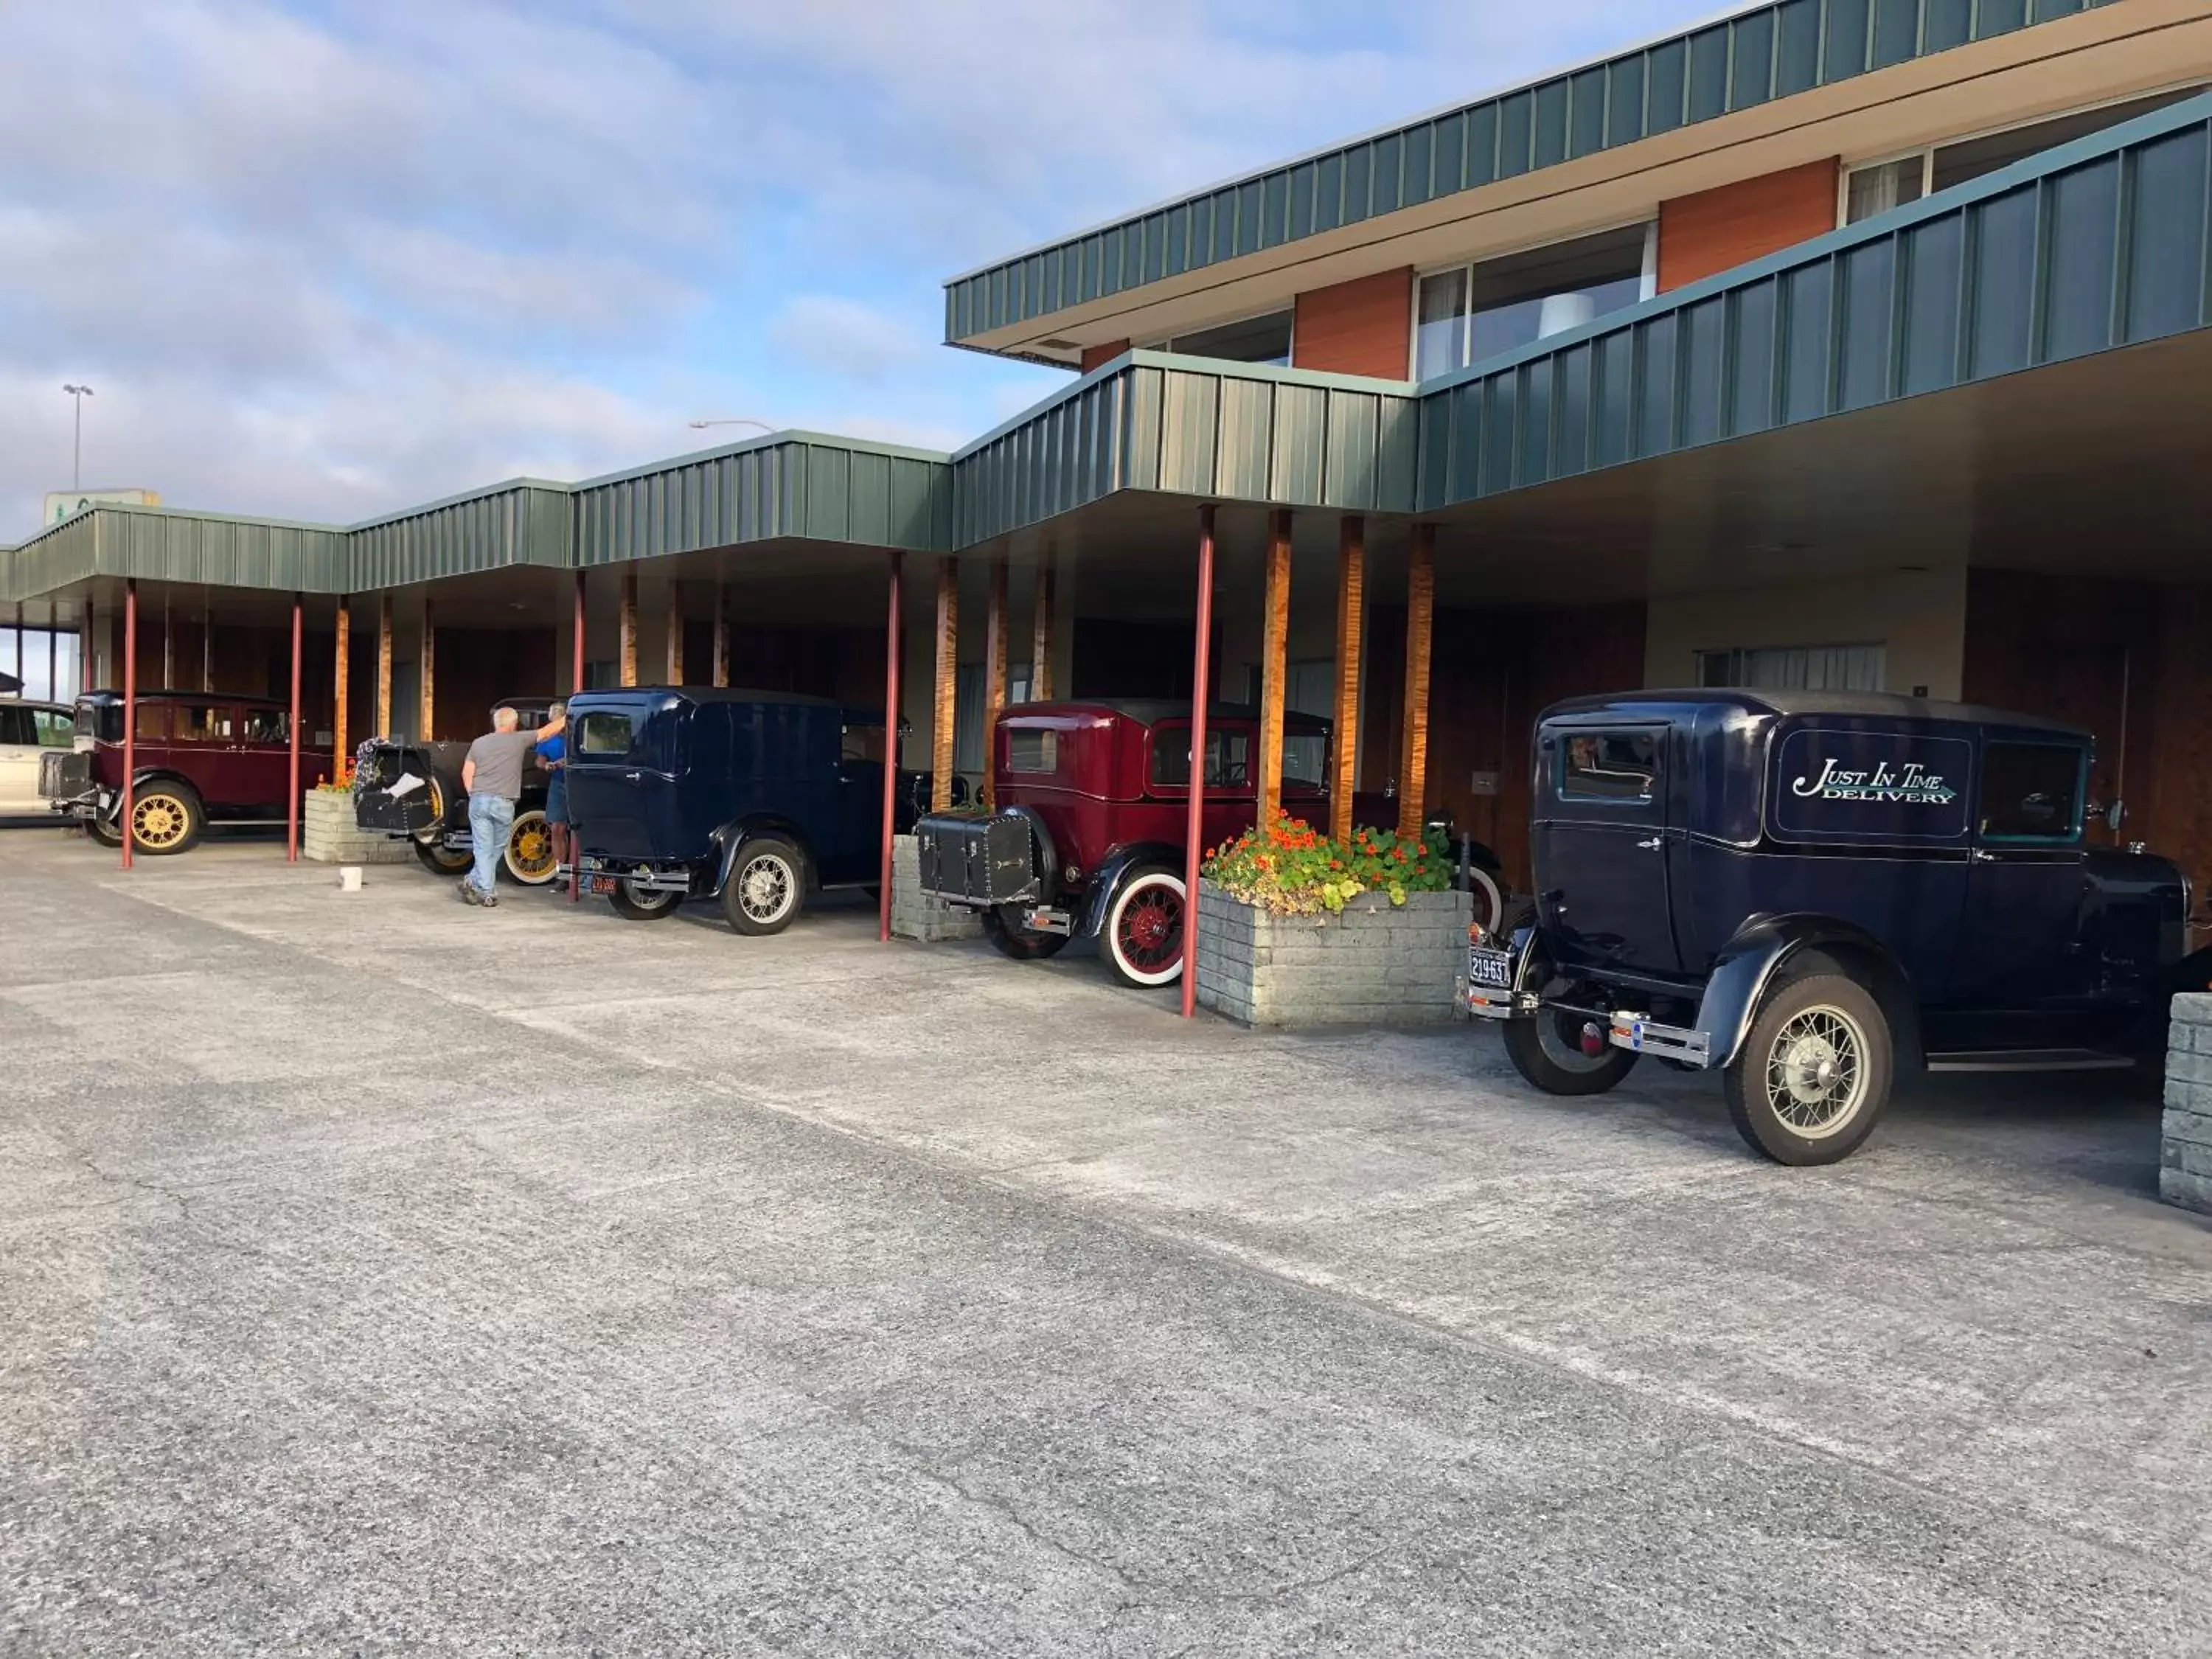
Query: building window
1150 310 1293 366
1414 223 1652 381
1843 156 1928 224
1844 86 2208 225
1698 644 1886 692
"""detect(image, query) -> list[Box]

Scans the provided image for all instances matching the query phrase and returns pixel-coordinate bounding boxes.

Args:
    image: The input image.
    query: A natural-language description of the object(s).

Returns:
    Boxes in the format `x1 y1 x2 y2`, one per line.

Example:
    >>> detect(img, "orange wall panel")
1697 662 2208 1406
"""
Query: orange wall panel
1658 159 1840 293
1292 268 1413 380
1079 340 1131 373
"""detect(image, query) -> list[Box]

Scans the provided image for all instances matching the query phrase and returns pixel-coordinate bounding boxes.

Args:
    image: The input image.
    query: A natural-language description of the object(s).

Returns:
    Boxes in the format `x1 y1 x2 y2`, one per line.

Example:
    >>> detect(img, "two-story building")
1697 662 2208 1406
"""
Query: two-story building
8 0 2212 894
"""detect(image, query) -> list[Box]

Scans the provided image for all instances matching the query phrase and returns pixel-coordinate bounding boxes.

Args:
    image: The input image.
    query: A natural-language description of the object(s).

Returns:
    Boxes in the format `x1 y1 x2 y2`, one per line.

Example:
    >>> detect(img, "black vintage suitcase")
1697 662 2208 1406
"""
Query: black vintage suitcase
915 813 1037 905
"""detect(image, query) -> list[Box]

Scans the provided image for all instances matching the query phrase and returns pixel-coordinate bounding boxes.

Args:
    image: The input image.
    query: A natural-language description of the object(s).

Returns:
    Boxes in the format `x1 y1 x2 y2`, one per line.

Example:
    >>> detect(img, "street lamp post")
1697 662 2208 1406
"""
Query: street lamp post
62 384 94 491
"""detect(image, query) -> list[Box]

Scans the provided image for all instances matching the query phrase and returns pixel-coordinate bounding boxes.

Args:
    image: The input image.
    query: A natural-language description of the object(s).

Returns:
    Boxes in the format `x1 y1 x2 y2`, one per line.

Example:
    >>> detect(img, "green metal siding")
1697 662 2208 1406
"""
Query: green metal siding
952 355 1420 543
945 0 2124 344
0 506 349 599
349 482 574 588
1413 88 2212 512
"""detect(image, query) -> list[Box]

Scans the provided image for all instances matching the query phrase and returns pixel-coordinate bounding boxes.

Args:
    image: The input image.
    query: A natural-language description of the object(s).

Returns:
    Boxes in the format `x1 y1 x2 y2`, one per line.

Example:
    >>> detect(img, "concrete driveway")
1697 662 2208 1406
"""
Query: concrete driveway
4 834 2208 1655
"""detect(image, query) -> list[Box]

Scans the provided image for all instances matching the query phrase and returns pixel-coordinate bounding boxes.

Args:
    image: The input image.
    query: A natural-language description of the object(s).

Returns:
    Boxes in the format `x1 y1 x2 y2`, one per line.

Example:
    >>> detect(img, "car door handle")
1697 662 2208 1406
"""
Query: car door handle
1969 848 1996 863
1635 837 1662 851
623 770 643 784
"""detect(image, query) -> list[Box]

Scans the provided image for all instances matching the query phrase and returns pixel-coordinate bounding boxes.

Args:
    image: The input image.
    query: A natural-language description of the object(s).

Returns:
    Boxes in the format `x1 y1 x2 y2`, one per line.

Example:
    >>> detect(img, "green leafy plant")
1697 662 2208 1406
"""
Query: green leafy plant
1202 814 1453 915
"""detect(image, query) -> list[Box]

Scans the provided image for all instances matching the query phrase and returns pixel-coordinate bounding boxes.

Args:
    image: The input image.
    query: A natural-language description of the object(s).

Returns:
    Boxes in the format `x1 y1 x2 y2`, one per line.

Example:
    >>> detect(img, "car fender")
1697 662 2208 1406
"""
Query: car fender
1697 915 1915 1070
99 767 201 821
710 814 816 894
1077 841 1183 940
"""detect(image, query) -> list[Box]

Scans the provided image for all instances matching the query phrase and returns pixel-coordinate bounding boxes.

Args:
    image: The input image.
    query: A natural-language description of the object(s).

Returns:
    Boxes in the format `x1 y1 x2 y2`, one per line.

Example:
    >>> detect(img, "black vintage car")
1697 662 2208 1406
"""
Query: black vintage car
352 698 560 885
1468 690 2204 1166
561 687 925 934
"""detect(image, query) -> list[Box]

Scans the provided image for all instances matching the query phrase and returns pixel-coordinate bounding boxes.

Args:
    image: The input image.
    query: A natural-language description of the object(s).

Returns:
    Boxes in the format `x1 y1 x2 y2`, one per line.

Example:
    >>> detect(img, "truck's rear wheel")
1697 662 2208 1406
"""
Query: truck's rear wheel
609 880 683 921
1724 973 1891 1166
983 905 1069 961
1502 1009 1640 1096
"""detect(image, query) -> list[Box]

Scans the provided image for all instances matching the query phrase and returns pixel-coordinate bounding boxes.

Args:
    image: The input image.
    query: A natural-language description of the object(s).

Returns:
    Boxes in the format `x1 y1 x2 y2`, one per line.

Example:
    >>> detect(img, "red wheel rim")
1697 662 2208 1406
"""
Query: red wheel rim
1117 883 1182 973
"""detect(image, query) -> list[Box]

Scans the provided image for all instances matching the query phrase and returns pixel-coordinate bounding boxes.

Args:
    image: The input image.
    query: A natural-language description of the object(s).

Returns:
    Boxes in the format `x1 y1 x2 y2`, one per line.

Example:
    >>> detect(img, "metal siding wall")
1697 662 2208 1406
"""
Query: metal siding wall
1410 97 2210 510
946 0 2129 342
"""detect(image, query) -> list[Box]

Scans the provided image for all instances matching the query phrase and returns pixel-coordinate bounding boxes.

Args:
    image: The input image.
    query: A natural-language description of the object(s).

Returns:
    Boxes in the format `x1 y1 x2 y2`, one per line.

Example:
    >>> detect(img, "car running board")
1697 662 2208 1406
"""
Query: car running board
1923 1048 2138 1074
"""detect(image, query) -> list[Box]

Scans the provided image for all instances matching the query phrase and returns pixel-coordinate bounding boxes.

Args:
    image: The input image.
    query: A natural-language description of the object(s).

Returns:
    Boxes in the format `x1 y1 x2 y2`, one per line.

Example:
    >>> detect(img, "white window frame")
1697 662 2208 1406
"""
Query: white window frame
1143 305 1296 364
1410 219 1657 383
1837 150 1933 228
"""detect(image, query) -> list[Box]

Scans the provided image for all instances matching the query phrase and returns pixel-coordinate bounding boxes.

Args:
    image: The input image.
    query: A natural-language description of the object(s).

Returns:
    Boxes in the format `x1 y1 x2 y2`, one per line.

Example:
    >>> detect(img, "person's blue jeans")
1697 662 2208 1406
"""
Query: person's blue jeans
468 794 515 896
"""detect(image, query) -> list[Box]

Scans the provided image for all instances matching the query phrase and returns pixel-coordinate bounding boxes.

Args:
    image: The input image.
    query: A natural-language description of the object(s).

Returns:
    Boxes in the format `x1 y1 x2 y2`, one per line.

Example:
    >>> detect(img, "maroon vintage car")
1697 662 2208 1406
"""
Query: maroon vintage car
914 700 1338 987
40 689 332 854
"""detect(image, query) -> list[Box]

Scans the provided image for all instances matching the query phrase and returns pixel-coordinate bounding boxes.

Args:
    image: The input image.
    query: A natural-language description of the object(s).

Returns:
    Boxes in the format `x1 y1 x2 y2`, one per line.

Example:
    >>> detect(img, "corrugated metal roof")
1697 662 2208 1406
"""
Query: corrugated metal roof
1410 82 2212 509
942 0 2125 345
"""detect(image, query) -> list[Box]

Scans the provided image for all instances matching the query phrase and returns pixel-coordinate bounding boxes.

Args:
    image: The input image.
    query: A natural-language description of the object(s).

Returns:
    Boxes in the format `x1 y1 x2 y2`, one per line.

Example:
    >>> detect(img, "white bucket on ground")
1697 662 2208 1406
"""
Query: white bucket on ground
338 866 364 893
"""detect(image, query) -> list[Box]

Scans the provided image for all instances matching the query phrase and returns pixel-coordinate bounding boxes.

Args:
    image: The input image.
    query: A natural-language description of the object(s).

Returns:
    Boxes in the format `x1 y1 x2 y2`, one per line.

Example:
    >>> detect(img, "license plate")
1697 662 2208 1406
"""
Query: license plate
1467 946 1513 990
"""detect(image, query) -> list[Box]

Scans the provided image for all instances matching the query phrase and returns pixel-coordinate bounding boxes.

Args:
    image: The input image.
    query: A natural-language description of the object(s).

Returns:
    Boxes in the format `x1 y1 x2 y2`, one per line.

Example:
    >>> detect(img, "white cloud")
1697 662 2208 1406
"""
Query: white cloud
0 0 1729 535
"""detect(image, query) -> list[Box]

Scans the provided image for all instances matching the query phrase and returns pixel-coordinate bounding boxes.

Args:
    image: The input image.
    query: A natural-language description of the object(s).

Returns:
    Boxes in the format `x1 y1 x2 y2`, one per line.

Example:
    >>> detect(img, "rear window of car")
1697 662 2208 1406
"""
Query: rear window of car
1006 728 1057 773
1558 730 1660 802
0 706 32 745
1980 742 2085 842
577 711 636 756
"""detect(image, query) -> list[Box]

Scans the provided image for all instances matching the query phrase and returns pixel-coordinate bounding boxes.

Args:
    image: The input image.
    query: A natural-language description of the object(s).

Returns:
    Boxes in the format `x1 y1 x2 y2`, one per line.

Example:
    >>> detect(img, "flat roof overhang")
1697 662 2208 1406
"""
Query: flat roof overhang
945 0 2202 363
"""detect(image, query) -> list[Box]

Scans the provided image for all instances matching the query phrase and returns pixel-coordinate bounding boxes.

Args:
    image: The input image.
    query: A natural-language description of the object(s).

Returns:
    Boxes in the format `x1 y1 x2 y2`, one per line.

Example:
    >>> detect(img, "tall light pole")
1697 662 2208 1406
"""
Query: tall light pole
62 384 94 491
687 417 773 436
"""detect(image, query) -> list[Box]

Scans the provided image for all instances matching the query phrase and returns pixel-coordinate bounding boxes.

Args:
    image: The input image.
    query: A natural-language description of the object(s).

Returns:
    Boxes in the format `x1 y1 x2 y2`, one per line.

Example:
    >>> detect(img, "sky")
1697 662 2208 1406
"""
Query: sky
0 0 1736 535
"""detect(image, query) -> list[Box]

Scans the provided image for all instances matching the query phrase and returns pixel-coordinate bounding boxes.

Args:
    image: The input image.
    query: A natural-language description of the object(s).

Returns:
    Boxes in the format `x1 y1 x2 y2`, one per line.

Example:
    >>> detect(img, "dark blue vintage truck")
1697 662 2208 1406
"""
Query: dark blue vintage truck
1468 690 2205 1166
560 687 926 935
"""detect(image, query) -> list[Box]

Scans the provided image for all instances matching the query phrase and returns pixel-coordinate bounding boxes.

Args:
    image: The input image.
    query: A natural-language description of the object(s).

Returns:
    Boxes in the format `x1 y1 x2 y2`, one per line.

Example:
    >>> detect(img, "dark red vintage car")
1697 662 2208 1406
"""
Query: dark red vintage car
40 689 331 854
914 700 1340 987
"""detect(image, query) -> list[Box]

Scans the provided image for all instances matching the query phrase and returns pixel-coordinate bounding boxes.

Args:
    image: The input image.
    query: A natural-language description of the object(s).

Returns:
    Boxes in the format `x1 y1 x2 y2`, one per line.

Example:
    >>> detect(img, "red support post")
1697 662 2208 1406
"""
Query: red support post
119 581 137 870
879 551 903 943
1180 506 1217 1018
571 569 585 902
286 592 302 863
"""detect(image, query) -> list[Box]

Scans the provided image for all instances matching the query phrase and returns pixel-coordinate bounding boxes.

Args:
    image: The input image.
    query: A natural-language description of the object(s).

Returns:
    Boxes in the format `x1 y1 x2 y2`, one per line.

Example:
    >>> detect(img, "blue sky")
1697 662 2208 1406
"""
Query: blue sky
0 1 1735 532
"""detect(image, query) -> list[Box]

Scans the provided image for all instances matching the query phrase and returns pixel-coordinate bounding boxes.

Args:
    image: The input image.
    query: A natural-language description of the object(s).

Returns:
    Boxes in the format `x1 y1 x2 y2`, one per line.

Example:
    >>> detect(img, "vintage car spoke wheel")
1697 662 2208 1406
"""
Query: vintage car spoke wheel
128 785 203 855
722 836 806 936
412 778 471 874
982 904 1070 961
609 879 684 921
1725 973 1893 1166
503 810 559 886
1103 869 1185 988
1502 1006 1639 1096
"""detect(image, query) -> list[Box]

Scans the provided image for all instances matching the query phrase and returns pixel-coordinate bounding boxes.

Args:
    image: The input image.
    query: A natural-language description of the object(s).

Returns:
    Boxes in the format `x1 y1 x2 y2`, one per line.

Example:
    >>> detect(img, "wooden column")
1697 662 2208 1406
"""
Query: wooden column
1397 524 1435 839
201 590 212 692
1256 508 1293 830
81 599 94 692
664 584 684 684
981 560 1008 809
332 594 350 782
619 569 639 686
1331 516 1365 846
375 594 394 738
931 557 958 811
1029 557 1055 701
420 598 437 742
712 582 729 687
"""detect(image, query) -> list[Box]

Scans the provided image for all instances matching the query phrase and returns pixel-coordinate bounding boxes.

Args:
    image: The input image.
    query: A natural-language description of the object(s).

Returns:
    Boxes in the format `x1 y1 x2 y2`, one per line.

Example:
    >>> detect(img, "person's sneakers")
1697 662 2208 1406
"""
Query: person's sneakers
480 892 499 908
457 880 483 906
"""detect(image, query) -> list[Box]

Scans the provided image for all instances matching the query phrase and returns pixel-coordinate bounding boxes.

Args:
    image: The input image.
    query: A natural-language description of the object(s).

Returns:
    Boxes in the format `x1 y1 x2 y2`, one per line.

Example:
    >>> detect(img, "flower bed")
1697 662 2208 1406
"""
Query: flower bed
1195 816 1470 1029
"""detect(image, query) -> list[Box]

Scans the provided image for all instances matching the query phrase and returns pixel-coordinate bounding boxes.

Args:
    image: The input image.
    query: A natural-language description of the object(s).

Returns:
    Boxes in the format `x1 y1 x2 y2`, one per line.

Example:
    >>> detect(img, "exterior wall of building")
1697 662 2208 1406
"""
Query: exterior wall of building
1656 158 1840 292
1079 340 1131 373
1290 268 1413 380
1644 567 1969 700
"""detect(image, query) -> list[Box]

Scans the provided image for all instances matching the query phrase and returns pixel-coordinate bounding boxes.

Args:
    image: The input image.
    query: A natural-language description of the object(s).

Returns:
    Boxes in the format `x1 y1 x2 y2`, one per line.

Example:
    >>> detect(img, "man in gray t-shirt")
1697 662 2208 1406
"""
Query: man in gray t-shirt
457 705 565 906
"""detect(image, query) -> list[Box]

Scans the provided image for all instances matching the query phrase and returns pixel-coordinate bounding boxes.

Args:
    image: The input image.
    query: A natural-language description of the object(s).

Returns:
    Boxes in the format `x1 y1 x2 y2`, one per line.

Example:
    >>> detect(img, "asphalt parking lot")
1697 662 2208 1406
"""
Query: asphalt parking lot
4 830 2210 1655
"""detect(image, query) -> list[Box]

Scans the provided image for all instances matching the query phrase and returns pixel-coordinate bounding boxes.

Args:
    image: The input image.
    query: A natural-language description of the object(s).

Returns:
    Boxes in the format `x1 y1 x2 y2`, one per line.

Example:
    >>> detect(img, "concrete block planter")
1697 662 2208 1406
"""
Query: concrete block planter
2162 994 2212 1214
890 833 983 944
1195 878 1471 1029
302 788 414 866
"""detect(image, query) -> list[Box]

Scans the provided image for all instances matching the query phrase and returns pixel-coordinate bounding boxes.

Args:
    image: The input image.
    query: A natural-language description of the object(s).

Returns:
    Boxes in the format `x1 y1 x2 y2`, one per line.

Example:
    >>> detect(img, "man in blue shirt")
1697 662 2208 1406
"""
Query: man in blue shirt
537 700 569 896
